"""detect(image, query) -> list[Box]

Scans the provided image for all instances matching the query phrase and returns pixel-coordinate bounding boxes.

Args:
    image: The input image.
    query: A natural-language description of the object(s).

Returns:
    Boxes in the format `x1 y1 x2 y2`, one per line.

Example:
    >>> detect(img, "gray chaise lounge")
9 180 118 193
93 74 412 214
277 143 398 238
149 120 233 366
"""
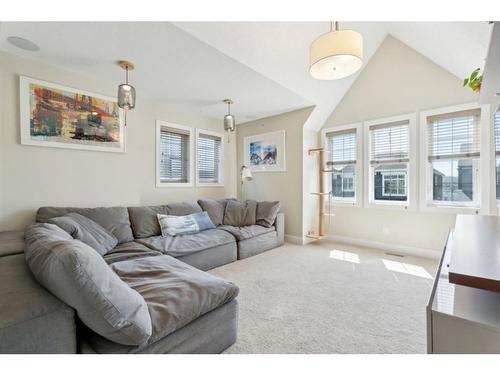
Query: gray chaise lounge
0 200 284 354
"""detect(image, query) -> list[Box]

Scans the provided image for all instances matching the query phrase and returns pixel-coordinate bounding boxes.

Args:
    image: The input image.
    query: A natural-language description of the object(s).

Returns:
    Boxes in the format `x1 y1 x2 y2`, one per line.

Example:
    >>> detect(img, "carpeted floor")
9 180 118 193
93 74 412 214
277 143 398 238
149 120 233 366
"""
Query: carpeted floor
209 240 438 354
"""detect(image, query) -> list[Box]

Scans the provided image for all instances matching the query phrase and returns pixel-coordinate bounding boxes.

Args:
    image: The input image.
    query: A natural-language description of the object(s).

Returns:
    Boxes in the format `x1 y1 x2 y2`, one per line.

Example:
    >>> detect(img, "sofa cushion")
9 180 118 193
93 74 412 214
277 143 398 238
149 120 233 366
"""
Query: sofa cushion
109 255 239 345
103 241 163 265
157 212 215 237
198 199 233 226
219 225 276 241
24 223 152 346
136 229 235 257
127 205 169 239
223 200 257 227
37 206 134 244
256 201 281 228
166 202 202 216
0 231 25 257
47 213 118 256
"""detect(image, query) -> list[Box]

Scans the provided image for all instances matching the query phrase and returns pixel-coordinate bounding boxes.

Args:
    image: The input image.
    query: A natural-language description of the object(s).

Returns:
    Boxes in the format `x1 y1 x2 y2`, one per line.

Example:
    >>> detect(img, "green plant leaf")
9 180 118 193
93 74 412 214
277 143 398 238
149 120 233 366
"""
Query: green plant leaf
471 70 479 80
463 78 469 86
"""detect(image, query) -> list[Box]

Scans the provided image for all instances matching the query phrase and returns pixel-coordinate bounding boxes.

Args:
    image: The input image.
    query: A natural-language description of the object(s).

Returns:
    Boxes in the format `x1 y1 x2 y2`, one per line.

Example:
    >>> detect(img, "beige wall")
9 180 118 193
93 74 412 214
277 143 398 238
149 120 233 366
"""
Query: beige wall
0 52 237 231
321 35 478 252
236 107 313 238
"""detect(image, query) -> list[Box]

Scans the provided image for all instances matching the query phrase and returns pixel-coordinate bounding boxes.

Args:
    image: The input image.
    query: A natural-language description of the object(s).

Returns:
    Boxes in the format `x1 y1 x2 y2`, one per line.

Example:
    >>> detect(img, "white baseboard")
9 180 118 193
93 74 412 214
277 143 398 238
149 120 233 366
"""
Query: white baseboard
284 234 304 245
325 234 441 260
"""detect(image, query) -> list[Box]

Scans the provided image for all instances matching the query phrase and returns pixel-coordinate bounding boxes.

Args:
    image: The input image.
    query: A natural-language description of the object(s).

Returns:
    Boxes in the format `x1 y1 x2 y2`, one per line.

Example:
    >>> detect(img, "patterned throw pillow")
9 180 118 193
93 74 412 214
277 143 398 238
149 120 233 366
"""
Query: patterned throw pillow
157 211 216 237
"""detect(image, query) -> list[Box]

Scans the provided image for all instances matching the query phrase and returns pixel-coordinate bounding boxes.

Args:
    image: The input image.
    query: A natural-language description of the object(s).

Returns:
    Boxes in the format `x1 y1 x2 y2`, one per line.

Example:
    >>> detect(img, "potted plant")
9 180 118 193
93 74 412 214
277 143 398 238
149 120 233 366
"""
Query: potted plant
463 68 483 93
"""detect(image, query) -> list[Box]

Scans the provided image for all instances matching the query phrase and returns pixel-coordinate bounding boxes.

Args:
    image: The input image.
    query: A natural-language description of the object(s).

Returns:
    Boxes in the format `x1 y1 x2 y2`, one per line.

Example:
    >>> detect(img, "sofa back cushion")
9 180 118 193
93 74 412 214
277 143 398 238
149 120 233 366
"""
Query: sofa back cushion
198 199 233 226
47 213 118 256
166 202 202 216
128 206 169 239
256 201 281 228
24 223 152 346
223 200 257 227
37 206 134 244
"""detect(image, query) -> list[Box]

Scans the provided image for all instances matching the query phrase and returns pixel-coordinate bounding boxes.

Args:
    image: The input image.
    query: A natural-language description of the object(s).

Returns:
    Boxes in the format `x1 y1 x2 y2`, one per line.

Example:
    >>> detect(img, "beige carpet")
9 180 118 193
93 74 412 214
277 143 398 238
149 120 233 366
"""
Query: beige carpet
209 240 438 354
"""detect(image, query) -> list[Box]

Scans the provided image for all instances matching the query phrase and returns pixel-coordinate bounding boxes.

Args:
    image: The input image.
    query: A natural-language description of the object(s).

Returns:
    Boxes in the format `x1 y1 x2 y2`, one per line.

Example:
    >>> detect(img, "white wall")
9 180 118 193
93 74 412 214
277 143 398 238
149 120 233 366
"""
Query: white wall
321 35 479 253
0 51 237 231
236 107 313 238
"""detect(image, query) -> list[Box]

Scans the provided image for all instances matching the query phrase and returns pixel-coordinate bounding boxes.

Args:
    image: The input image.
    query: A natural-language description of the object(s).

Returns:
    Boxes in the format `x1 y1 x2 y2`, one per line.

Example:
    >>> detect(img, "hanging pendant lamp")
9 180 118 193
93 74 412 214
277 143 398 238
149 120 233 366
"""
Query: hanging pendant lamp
223 99 235 132
309 22 363 80
117 60 136 126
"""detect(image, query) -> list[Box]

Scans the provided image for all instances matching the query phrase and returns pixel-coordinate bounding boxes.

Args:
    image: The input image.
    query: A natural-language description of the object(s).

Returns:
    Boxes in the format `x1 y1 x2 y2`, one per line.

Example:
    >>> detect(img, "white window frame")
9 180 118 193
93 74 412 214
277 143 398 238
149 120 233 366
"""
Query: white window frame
381 171 407 197
195 128 225 187
419 102 490 214
492 103 500 214
321 123 363 207
155 120 194 188
364 113 417 211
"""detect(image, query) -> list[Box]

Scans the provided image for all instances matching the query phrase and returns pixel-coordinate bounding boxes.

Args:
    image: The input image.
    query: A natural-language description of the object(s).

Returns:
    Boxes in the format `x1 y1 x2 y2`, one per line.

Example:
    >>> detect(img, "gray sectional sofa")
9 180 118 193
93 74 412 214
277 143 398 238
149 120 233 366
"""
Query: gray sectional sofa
0 200 284 354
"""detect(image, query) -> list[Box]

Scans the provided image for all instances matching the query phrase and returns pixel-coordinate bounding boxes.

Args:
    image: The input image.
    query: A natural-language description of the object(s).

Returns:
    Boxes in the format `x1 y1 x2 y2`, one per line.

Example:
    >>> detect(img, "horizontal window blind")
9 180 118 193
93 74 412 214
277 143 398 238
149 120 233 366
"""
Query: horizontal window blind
197 133 222 183
495 110 500 155
427 109 481 161
159 126 190 183
369 120 409 165
325 129 357 166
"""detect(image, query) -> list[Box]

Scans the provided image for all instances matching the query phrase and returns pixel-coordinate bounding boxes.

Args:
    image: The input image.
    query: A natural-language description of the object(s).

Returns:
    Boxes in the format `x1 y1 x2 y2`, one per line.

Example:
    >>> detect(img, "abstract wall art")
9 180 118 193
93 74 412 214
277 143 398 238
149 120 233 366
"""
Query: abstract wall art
20 76 125 152
244 130 286 172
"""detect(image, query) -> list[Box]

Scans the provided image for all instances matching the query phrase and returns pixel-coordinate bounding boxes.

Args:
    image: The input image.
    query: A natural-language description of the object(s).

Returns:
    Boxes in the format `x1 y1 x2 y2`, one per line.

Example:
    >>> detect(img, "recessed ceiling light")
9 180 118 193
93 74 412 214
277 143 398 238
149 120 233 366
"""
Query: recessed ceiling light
7 36 39 52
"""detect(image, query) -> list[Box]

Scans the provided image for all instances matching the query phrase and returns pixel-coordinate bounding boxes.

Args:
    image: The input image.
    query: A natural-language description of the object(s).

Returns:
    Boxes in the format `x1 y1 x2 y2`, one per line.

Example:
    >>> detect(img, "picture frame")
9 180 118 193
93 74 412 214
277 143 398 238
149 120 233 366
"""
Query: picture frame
244 130 286 172
19 76 125 153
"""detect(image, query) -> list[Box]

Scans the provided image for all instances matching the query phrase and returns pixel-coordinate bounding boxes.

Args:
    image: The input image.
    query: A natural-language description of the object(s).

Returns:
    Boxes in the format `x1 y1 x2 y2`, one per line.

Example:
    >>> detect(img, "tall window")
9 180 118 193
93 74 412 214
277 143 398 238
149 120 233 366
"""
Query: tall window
325 129 357 202
495 110 500 200
369 120 410 203
196 130 224 185
426 109 481 206
156 121 193 186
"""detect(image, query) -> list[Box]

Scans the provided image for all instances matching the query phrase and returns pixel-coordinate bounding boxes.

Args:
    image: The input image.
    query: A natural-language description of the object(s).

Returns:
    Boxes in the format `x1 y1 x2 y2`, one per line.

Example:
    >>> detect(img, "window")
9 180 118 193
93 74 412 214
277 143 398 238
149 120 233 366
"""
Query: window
156 121 193 187
425 109 481 206
368 119 410 204
196 129 224 185
325 128 358 202
495 109 500 200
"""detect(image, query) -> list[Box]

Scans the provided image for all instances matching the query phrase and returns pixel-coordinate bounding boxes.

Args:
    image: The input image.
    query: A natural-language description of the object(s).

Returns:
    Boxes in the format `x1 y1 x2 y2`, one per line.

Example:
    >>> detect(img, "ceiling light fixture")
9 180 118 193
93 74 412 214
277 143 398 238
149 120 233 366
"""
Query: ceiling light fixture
223 99 235 133
117 60 136 126
309 21 363 80
7 36 40 52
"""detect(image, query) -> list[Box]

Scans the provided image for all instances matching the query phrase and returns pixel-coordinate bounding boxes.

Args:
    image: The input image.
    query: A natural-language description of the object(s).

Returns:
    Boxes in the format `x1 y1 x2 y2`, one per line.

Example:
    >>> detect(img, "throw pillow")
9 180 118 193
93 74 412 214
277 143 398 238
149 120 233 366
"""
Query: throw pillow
48 212 118 256
198 198 235 226
157 211 216 237
223 200 257 227
256 201 281 228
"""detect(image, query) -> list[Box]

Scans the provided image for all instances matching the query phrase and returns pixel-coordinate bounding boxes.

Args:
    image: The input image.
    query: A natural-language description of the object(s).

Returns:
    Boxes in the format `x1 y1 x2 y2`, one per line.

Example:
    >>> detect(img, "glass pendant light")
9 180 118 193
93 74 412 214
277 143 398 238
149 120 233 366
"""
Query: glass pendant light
309 22 363 80
223 99 235 132
117 61 136 125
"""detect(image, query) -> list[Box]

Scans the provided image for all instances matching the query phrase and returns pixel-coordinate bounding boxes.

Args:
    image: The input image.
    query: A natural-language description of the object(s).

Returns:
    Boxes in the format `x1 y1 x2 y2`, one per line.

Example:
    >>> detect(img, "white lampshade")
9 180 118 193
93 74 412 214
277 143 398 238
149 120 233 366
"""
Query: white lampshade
241 166 253 182
309 29 363 80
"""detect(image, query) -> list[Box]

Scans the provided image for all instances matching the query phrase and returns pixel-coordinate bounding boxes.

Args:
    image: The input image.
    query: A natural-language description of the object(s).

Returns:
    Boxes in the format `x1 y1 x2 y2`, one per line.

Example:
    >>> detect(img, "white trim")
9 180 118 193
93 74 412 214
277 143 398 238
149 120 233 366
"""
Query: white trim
364 113 417 211
195 128 225 187
155 120 194 188
326 234 441 260
321 122 363 208
284 234 304 245
419 102 490 214
20 76 125 153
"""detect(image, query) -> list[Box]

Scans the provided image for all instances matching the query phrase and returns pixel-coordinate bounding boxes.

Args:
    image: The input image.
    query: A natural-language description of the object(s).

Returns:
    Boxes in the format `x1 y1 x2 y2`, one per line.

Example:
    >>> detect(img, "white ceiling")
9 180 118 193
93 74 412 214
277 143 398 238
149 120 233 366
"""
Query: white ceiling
0 22 492 130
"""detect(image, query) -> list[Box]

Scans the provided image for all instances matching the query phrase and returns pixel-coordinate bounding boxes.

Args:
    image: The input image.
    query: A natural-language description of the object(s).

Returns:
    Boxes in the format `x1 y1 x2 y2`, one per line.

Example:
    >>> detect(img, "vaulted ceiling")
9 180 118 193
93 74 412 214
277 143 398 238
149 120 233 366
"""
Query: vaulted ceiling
0 22 492 130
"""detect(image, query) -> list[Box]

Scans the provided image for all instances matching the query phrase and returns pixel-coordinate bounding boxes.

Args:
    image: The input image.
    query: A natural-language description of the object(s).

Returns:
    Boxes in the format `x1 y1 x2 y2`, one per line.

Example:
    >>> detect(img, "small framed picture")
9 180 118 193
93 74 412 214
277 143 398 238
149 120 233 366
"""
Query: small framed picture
244 130 286 172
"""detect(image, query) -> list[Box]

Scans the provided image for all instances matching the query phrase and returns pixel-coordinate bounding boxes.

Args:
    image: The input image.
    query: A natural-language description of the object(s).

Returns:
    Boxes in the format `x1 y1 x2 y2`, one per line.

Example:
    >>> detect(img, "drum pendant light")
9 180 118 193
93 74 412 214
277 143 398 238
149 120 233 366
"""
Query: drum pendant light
309 22 363 80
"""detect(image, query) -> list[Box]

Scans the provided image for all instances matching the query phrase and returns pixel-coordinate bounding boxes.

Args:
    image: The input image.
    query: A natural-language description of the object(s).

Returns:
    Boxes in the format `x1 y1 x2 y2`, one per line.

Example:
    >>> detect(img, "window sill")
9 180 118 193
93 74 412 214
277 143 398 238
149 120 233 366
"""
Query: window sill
156 182 194 188
365 201 413 211
421 203 480 214
196 182 225 187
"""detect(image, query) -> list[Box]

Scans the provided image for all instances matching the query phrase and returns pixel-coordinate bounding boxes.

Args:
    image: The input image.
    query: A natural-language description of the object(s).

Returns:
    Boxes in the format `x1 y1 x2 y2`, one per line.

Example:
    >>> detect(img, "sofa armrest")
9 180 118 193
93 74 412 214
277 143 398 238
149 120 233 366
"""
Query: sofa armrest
275 213 285 246
0 231 25 257
0 254 76 353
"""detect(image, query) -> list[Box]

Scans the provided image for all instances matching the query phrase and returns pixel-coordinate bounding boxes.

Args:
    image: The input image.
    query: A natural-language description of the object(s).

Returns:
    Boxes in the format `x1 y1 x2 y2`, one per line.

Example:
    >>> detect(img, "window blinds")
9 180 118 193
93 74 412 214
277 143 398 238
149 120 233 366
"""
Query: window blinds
427 109 481 161
159 126 190 183
325 129 357 166
369 120 409 165
197 133 222 183
495 110 500 156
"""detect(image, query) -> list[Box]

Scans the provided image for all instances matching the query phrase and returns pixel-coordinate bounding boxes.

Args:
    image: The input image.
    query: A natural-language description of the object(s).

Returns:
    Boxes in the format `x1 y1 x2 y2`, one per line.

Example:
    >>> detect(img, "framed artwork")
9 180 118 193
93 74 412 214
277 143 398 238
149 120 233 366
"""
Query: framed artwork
244 130 286 172
20 76 125 152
